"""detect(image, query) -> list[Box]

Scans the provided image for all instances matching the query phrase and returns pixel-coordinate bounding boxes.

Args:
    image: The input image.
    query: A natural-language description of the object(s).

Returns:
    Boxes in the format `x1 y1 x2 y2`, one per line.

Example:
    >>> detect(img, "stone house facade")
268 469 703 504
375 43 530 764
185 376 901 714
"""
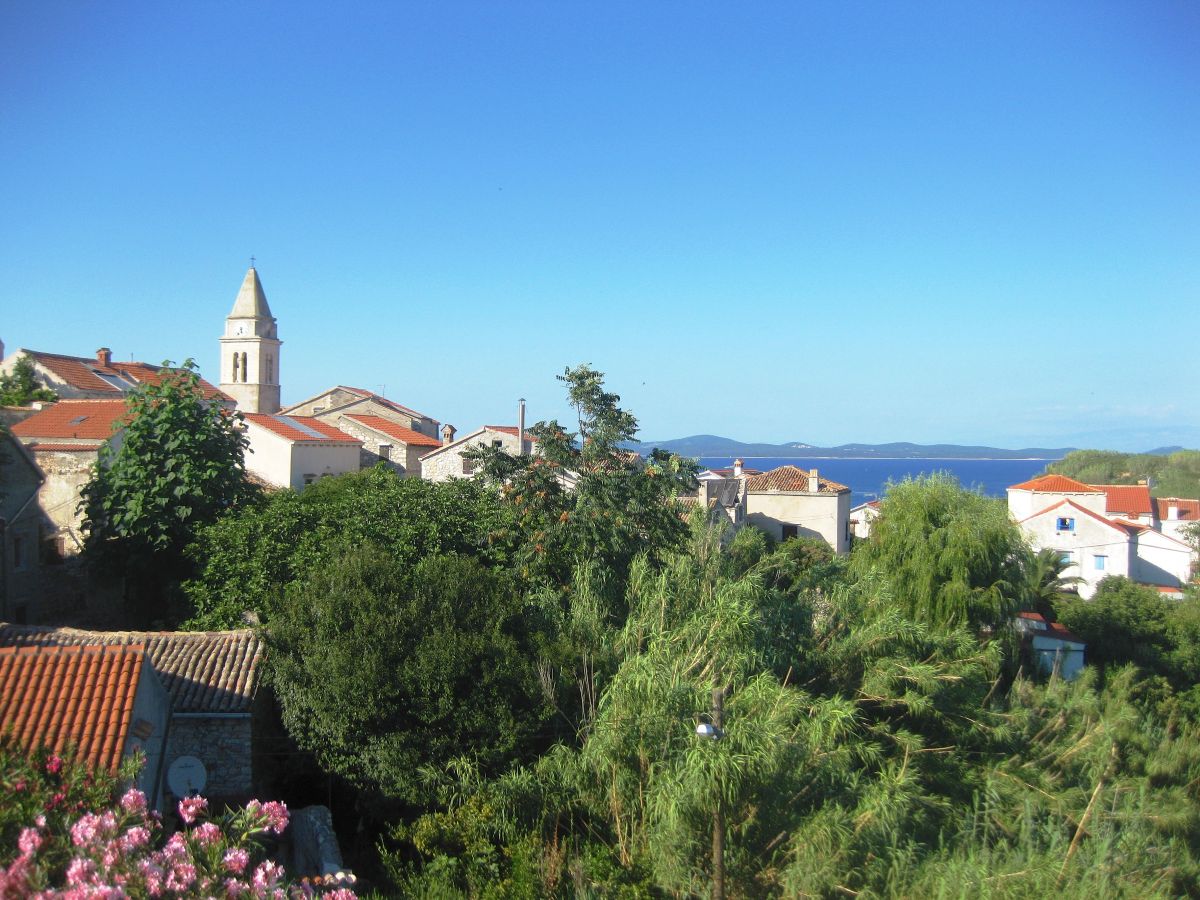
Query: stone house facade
420 425 536 482
333 414 441 477
743 465 853 552
283 386 440 438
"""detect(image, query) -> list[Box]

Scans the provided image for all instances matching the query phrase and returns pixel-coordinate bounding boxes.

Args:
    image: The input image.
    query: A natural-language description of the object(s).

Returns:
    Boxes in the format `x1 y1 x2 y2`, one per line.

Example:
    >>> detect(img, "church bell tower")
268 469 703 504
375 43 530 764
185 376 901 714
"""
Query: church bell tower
219 265 282 414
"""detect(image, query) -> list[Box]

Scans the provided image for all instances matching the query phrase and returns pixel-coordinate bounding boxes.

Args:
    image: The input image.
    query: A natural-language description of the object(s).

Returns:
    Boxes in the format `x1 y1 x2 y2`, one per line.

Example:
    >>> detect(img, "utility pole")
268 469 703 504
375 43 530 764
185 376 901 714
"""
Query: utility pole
712 685 725 900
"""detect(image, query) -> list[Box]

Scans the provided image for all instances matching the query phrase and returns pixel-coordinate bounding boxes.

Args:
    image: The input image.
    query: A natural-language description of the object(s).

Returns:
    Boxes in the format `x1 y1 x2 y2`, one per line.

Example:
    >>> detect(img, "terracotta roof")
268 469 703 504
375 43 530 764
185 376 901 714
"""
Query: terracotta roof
26 442 105 452
344 415 441 447
1156 497 1200 522
11 400 130 440
244 413 361 444
1094 484 1153 517
1008 474 1103 493
0 625 264 714
1044 622 1085 644
485 426 539 441
1018 611 1047 623
24 351 229 401
744 465 850 494
0 644 145 772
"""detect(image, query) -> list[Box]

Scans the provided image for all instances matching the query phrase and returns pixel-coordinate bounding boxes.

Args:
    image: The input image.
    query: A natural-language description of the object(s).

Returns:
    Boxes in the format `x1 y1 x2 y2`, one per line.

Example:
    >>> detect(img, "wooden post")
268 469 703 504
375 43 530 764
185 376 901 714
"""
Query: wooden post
712 686 725 900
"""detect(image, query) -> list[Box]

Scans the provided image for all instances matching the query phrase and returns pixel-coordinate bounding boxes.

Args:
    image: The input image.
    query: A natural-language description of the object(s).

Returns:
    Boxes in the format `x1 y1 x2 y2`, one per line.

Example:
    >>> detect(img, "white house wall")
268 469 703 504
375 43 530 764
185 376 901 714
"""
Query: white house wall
744 491 851 553
1007 489 1106 522
1019 510 1130 599
1131 530 1193 589
288 443 361 491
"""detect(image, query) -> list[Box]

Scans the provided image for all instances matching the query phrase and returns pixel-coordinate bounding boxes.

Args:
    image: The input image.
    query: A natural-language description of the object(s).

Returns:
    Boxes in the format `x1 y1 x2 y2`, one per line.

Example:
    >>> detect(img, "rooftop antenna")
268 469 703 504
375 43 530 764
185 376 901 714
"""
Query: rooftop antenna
249 255 256 269
379 384 386 398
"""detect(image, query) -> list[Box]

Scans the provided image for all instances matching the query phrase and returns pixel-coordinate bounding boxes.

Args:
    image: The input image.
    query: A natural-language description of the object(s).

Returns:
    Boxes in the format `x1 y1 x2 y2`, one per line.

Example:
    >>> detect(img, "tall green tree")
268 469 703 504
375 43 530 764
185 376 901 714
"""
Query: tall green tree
850 472 1029 630
0 355 57 406
79 361 255 623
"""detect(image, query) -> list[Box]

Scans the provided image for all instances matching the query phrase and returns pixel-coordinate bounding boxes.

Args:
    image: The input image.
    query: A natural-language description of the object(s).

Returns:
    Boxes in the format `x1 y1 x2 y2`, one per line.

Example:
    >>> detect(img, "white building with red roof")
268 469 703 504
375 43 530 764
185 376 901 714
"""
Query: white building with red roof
1009 474 1195 598
241 414 362 491
743 465 853 552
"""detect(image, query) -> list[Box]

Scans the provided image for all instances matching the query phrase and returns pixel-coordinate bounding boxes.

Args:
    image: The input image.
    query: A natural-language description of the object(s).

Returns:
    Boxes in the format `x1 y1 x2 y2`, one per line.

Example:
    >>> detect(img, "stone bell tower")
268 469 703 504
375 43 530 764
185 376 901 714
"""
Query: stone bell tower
219 265 281 414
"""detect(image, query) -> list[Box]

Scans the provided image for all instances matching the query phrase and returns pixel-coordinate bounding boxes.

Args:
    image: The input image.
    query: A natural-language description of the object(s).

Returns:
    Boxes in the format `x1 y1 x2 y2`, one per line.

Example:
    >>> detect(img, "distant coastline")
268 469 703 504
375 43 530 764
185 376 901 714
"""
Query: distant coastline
631 434 1074 461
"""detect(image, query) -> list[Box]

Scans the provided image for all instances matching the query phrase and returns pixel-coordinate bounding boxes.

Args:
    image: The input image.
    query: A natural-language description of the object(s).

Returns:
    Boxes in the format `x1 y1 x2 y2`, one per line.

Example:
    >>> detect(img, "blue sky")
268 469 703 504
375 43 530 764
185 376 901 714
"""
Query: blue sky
2 2 1196 451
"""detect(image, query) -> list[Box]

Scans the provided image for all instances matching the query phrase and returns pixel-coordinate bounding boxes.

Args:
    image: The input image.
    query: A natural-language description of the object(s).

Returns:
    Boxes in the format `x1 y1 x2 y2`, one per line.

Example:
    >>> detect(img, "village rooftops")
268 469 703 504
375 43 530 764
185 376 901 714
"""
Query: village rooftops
242 413 361 444
1156 497 1200 522
344 414 441 447
15 349 229 402
0 625 265 714
0 644 148 772
1092 484 1154 517
1007 474 1104 494
744 465 850 494
11 399 130 442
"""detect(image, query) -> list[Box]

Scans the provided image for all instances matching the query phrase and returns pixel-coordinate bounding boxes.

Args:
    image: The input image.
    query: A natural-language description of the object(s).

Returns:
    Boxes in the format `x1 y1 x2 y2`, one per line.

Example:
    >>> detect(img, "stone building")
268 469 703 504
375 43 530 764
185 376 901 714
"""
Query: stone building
219 266 282 415
334 414 441 476
0 430 42 624
743 465 853 552
420 425 536 482
0 624 268 806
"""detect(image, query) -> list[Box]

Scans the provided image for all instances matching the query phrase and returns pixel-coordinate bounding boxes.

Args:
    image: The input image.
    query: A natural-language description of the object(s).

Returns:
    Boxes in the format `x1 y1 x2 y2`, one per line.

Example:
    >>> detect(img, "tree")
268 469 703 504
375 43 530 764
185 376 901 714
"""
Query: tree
470 364 698 588
849 472 1028 630
1023 546 1082 617
266 547 554 810
183 466 515 629
0 355 56 406
79 361 256 623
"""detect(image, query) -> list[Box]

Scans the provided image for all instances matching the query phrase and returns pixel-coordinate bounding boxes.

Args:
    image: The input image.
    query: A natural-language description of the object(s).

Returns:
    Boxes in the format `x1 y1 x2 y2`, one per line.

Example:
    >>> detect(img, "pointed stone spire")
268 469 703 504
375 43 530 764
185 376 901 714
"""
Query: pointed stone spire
229 266 273 319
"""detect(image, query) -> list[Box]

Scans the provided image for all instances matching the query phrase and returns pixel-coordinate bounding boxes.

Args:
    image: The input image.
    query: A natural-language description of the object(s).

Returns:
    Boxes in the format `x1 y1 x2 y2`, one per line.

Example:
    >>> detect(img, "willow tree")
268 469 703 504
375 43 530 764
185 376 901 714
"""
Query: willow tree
850 472 1028 631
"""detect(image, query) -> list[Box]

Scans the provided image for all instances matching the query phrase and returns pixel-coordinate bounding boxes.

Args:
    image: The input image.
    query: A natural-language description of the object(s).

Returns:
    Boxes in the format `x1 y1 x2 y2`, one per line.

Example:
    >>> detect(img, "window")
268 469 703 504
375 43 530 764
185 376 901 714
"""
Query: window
492 439 503 449
462 457 476 475
378 444 392 461
303 474 316 486
1059 551 1073 566
781 524 799 541
1055 517 1075 533
1094 555 1107 571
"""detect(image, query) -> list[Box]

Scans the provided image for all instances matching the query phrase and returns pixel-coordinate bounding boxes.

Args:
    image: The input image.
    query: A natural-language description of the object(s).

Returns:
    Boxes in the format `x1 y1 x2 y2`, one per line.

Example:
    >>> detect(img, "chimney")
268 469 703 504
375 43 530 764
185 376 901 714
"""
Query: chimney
96 347 112 367
441 424 456 446
733 458 743 478
809 468 820 492
517 398 526 456
1168 504 1180 521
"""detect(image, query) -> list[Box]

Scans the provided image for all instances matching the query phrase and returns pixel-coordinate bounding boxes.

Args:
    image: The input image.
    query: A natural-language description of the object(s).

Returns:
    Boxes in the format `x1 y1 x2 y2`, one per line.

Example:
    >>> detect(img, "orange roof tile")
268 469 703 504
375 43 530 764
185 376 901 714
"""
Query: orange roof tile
344 415 441 447
1008 474 1103 493
244 413 361 444
26 351 228 401
11 400 130 440
1156 497 1200 522
0 626 263 713
0 644 145 773
485 426 539 441
744 465 850 494
1093 484 1153 516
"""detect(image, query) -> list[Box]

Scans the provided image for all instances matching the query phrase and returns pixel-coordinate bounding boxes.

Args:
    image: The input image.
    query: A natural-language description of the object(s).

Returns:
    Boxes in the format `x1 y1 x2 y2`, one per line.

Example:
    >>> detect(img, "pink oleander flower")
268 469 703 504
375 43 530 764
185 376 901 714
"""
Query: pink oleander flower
119 825 151 853
18 827 42 856
165 861 198 892
193 821 222 846
120 788 148 815
34 814 47 829
321 889 359 899
223 878 248 897
45 754 63 775
223 847 250 874
138 859 164 895
245 799 290 835
252 859 283 891
178 795 208 824
66 856 97 886
70 812 102 847
161 831 190 861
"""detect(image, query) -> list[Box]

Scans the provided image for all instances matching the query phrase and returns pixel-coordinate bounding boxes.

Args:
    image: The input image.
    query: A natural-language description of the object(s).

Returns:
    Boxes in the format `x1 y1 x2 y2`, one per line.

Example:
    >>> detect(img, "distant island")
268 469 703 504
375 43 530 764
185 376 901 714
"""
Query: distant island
631 434 1076 460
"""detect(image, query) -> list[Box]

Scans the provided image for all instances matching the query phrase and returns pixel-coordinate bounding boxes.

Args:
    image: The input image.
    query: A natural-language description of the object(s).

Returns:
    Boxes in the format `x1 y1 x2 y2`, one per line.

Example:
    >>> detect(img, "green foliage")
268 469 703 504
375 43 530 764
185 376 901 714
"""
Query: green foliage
266 547 554 809
470 364 698 587
78 361 256 622
1048 448 1200 498
0 355 56 406
183 466 514 628
850 472 1029 630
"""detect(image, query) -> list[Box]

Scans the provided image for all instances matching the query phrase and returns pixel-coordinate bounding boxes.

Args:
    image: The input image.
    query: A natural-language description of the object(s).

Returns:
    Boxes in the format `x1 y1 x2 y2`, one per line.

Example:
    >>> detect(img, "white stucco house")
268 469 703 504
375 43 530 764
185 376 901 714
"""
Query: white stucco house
850 499 881 540
1015 612 1086 680
241 413 361 491
742 465 852 553
1010 474 1195 598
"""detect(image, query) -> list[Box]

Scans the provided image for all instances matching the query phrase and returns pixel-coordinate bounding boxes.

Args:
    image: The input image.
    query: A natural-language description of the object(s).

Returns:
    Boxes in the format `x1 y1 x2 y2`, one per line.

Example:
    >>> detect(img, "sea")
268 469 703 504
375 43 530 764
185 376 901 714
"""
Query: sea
697 457 1058 507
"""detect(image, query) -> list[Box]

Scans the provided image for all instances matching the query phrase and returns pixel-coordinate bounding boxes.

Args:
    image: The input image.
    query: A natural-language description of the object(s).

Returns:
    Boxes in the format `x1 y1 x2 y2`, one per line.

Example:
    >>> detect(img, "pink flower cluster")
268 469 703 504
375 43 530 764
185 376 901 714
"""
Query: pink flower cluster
0 788 355 899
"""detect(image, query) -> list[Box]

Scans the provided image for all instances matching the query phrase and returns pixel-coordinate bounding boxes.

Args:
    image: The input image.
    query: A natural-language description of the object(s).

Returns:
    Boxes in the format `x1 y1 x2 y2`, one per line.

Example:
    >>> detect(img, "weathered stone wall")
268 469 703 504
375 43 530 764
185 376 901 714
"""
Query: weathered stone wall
167 716 254 804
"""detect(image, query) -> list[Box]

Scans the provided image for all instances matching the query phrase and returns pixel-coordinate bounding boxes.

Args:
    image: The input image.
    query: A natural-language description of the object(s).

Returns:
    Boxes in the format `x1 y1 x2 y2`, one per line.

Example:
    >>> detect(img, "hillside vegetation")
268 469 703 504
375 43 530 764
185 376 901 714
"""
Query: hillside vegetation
1047 448 1200 498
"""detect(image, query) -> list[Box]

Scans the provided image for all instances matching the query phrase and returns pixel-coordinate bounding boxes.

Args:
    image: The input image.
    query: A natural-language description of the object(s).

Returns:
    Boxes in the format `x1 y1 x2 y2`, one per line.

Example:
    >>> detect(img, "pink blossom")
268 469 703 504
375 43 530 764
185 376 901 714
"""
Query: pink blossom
223 877 248 897
321 890 358 900
178 795 208 824
119 788 148 815
45 754 63 775
71 812 102 847
161 831 190 860
137 859 164 895
223 847 250 874
245 799 290 835
193 821 222 846
34 814 47 828
165 861 198 891
252 859 283 891
66 856 97 886
18 827 42 856
119 825 151 853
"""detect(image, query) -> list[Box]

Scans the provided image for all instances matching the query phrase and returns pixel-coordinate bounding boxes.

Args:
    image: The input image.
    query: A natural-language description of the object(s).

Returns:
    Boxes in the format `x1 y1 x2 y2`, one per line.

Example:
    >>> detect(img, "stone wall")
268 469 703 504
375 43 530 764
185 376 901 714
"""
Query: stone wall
167 716 254 804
